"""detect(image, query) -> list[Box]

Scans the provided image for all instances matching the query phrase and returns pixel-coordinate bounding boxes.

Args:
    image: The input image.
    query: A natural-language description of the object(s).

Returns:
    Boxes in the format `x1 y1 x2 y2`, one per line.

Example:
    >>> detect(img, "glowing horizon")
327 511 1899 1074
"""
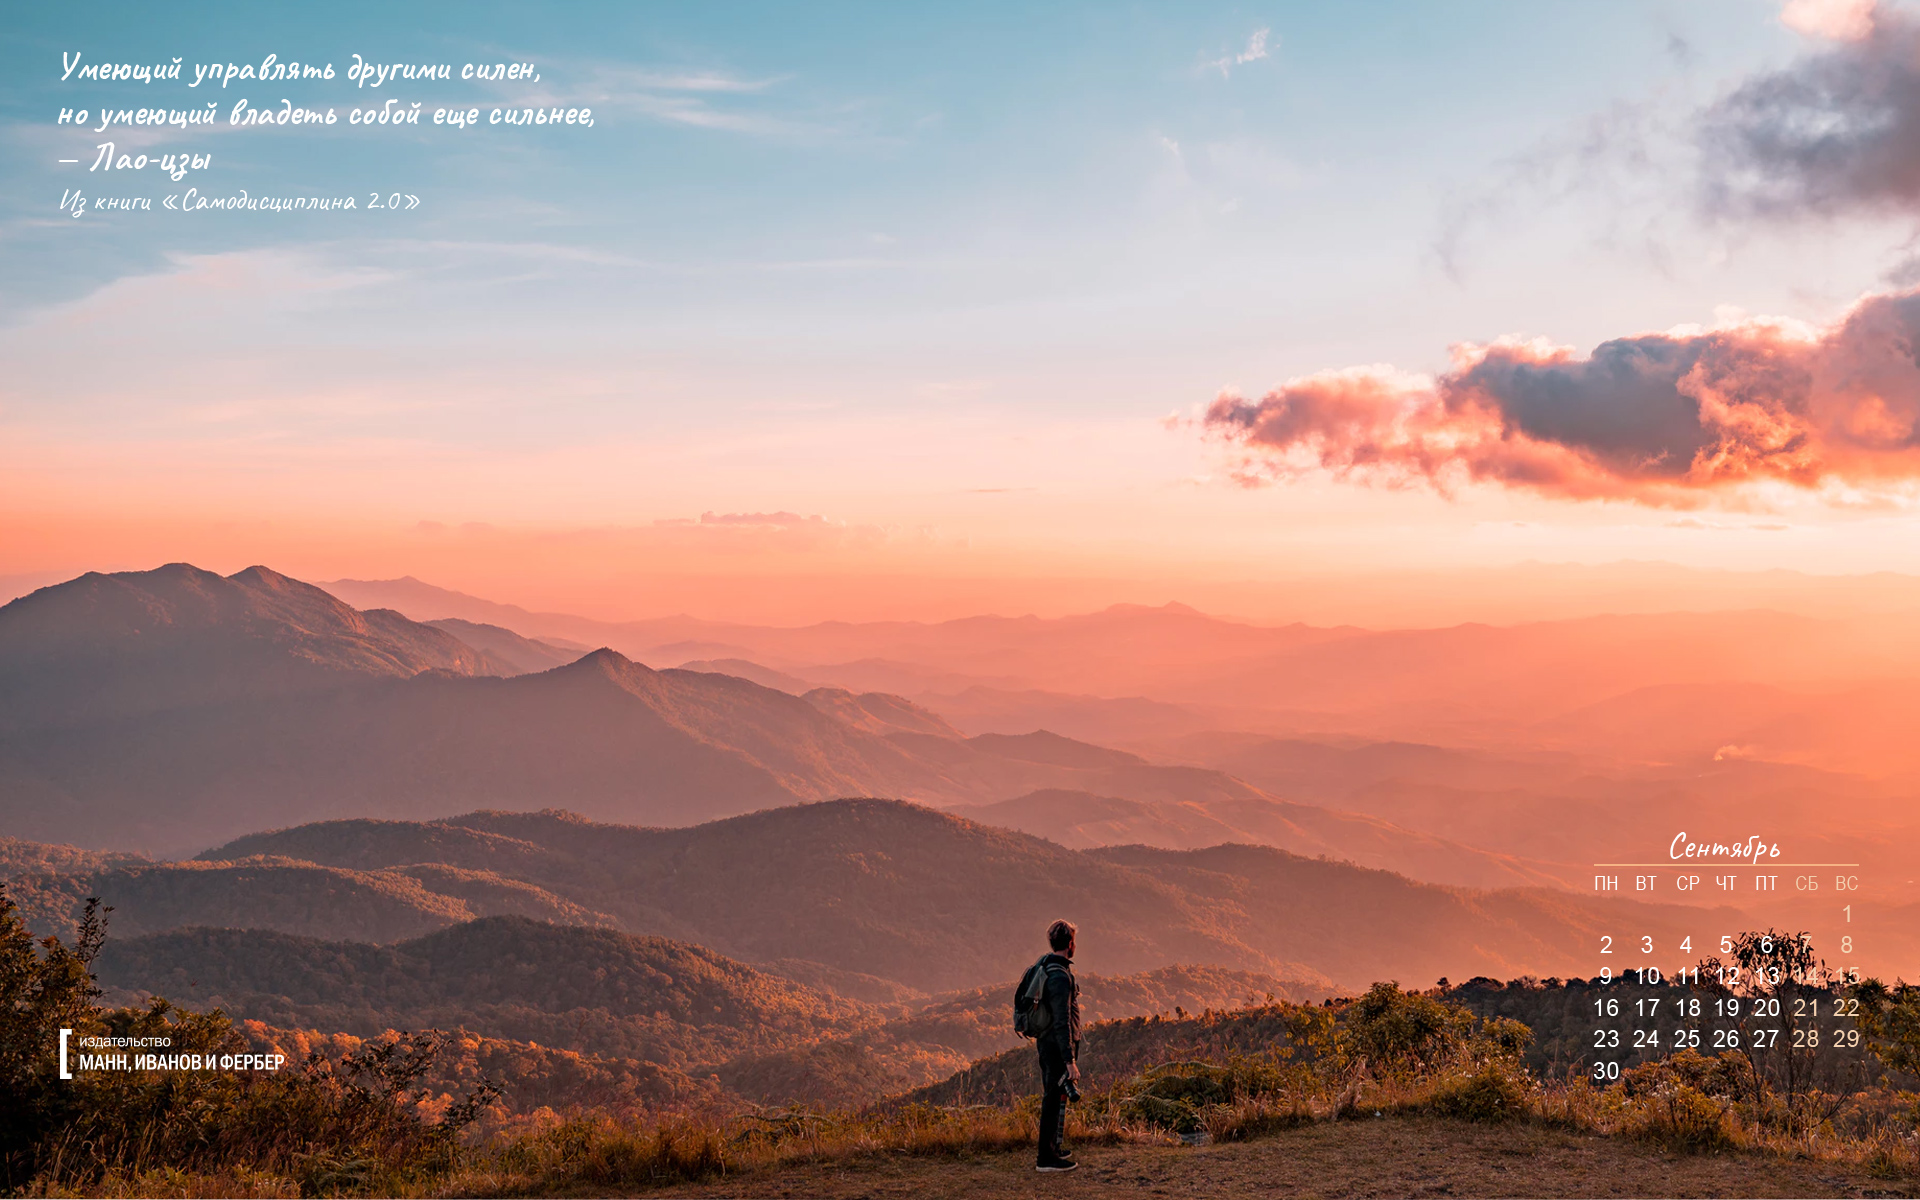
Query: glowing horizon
12 2 1920 623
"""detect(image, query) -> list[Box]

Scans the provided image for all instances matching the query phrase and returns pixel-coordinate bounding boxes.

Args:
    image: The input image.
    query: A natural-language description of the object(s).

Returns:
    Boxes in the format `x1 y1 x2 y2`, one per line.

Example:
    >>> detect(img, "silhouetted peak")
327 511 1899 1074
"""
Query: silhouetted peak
700 796 989 843
150 561 223 581
540 646 661 688
574 646 638 670
228 564 298 588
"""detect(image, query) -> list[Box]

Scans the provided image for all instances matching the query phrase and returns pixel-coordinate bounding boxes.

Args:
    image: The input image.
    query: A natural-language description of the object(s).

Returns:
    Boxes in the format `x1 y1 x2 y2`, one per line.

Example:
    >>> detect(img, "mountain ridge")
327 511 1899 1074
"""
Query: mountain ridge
0 564 515 730
0 565 1566 891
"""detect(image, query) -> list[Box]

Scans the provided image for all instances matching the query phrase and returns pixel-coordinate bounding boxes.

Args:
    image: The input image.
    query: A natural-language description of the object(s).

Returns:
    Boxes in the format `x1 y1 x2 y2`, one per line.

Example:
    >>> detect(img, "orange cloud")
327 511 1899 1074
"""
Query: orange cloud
1205 289 1920 505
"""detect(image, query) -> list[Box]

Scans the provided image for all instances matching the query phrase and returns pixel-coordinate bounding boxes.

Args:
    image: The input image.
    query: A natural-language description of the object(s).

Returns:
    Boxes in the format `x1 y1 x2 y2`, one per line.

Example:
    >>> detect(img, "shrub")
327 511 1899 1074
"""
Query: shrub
1853 980 1920 1078
1476 1016 1534 1062
1425 1061 1532 1122
1343 982 1476 1076
1621 1049 1754 1102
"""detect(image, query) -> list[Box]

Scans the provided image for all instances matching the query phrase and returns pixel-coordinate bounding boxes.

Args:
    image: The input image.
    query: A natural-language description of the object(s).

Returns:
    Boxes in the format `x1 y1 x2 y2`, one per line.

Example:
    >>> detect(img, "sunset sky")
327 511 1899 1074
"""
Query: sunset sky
8 0 1920 622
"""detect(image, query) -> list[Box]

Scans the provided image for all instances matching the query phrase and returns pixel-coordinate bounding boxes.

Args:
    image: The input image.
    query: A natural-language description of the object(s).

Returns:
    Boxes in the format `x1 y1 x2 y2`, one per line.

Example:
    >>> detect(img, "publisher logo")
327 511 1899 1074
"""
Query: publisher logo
54 1031 280 1077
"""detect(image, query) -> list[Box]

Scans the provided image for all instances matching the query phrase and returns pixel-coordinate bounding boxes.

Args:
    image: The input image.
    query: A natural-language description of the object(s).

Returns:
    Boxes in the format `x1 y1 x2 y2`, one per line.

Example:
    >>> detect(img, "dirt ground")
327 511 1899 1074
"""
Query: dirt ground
669 1117 1917 1199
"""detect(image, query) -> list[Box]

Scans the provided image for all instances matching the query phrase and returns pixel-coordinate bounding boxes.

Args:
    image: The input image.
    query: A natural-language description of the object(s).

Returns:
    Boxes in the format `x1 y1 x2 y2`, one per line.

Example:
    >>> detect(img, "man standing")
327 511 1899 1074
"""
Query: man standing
1034 919 1081 1172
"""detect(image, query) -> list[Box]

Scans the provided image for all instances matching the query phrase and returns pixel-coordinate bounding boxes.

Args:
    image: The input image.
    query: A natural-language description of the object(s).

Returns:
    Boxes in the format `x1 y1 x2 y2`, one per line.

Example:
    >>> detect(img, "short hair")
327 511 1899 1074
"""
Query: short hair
1047 919 1076 951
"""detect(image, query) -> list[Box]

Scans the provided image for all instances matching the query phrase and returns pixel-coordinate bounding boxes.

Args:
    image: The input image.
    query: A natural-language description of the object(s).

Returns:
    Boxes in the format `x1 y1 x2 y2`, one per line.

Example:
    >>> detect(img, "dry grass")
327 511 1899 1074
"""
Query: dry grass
40 1079 1920 1198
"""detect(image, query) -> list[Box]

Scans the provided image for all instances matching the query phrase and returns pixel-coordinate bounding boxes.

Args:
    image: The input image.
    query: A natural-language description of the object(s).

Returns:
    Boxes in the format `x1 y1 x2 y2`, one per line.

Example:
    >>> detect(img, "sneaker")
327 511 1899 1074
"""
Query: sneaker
1036 1157 1079 1172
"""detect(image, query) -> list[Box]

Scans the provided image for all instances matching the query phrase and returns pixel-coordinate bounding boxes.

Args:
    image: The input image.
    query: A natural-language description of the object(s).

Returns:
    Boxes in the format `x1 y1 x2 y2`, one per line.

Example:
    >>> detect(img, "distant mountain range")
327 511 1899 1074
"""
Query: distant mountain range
324 571 1920 775
7 562 1917 911
949 789 1576 888
314 571 1920 912
0 564 1574 891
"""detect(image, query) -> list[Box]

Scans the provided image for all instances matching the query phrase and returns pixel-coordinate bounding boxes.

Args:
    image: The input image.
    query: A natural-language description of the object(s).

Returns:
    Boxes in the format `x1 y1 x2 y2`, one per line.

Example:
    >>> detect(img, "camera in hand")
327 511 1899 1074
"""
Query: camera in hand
1061 1076 1081 1104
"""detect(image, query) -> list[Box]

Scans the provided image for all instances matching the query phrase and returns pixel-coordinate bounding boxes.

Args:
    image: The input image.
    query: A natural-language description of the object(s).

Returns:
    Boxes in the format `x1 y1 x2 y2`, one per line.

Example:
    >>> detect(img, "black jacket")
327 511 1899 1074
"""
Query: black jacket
1037 952 1081 1061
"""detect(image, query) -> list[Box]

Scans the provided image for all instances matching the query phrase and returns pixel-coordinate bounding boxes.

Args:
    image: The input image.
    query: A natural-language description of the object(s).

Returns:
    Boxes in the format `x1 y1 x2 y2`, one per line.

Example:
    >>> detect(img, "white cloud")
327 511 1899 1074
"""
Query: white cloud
628 91 796 134
622 70 782 93
1206 27 1274 78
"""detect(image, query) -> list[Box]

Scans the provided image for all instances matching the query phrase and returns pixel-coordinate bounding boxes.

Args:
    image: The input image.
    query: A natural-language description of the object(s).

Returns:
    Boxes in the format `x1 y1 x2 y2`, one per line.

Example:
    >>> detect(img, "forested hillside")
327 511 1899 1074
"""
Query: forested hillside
94 917 1336 1106
201 801 1733 991
97 918 864 1070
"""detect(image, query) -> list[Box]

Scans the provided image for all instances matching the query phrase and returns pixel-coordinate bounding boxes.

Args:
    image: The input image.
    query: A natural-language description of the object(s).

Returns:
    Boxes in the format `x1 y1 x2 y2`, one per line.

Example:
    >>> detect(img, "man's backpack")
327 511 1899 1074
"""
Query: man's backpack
1013 955 1059 1038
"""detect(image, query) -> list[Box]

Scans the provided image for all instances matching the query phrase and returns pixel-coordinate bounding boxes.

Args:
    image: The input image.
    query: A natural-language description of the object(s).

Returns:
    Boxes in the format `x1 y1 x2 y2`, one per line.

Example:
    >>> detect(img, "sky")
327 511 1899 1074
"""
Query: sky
6 0 1920 622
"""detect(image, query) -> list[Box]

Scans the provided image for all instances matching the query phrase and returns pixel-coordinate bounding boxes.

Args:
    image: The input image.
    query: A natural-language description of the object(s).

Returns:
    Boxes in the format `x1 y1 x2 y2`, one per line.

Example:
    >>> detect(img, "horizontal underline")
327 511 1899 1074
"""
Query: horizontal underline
1590 863 1860 868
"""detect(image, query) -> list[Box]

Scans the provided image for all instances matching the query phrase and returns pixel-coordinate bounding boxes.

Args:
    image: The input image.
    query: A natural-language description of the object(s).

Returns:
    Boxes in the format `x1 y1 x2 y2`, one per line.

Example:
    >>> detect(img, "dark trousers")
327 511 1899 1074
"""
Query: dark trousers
1037 1041 1069 1162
